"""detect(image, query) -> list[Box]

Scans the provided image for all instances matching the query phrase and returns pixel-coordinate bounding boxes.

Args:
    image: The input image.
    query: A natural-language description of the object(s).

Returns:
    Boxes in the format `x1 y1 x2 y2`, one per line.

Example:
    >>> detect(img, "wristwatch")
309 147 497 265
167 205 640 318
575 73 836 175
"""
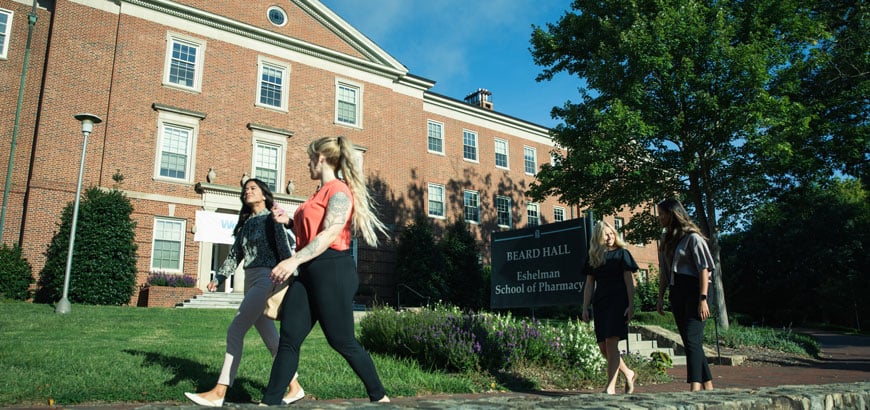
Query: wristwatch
699 294 708 302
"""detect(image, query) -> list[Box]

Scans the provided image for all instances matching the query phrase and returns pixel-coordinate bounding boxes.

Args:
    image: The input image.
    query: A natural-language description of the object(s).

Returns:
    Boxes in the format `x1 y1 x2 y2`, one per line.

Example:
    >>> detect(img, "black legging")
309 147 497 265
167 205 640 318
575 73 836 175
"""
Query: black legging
261 248 386 404
670 273 713 384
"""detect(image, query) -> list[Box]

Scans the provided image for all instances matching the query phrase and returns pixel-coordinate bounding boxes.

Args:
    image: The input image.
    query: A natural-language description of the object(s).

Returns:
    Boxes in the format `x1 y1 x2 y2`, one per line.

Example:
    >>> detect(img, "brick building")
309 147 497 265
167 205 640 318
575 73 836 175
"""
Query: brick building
0 0 658 305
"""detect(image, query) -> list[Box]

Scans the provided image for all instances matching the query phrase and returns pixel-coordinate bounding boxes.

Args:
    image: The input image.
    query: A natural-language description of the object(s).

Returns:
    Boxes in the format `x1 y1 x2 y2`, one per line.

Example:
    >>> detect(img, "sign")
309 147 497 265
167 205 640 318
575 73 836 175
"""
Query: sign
490 219 588 309
194 210 238 244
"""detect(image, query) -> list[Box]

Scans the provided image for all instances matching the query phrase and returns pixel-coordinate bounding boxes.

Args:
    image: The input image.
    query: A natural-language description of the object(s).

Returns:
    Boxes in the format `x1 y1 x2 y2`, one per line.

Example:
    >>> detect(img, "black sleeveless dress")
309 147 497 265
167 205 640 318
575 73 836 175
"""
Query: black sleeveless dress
583 248 639 342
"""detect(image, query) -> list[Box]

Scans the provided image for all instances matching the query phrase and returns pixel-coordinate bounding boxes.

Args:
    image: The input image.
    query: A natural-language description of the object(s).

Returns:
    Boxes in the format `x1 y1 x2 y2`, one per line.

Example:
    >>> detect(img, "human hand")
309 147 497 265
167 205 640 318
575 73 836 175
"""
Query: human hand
624 305 634 323
656 297 665 316
207 280 218 292
698 300 710 320
271 258 298 284
581 307 590 323
272 204 290 225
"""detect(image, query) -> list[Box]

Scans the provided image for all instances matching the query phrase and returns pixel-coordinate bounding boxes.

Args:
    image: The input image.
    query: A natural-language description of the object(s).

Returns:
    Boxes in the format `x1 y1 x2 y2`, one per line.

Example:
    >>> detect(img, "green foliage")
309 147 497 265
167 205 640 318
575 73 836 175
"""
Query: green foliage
35 187 138 306
394 213 448 305
648 351 673 375
359 304 606 378
146 271 196 288
441 218 487 310
0 243 34 300
721 179 869 330
633 269 668 312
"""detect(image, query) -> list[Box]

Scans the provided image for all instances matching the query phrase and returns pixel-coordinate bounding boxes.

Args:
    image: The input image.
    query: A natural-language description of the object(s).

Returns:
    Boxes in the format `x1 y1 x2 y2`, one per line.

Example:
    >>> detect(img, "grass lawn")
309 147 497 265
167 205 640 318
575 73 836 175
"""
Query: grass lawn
0 302 480 406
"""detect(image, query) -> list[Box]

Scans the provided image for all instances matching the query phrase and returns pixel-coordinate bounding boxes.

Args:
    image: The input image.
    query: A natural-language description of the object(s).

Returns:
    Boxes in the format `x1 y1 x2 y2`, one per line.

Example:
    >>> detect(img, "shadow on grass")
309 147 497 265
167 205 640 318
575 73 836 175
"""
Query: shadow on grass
123 349 265 403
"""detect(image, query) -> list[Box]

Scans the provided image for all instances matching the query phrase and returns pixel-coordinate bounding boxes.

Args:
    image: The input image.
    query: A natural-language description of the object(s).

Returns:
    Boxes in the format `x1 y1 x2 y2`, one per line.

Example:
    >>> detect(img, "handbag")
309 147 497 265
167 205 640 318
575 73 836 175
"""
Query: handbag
264 280 290 320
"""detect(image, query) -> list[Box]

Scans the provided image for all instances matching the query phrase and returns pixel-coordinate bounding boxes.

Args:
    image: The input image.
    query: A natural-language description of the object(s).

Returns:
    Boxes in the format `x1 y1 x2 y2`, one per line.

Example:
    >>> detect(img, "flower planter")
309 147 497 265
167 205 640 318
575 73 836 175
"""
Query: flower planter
141 285 202 307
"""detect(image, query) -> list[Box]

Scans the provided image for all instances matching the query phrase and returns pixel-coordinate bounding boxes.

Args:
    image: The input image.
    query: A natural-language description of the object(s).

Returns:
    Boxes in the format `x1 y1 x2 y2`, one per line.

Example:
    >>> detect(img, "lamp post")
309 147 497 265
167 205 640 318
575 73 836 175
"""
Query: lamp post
56 113 102 314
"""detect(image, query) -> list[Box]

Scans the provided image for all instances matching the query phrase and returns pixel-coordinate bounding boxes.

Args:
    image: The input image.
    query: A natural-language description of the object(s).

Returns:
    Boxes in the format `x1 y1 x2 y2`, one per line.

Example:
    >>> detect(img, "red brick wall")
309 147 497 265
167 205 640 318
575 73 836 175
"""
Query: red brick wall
138 285 203 308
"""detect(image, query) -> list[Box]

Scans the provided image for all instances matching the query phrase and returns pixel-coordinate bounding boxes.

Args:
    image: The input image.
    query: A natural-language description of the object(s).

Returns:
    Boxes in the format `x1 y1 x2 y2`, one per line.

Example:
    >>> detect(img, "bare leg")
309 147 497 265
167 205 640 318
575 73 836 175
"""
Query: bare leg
603 338 621 394
703 380 714 391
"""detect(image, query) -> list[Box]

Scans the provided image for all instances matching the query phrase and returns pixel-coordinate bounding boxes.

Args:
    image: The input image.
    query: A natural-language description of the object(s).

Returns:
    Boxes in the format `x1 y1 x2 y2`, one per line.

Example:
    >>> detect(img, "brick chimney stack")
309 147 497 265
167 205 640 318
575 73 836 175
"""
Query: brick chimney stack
464 88 493 110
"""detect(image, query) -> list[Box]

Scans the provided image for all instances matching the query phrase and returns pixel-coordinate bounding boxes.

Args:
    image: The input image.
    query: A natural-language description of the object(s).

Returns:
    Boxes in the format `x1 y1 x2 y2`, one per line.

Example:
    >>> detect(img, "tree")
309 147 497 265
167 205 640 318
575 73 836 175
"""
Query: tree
36 187 138 305
0 243 34 300
528 0 849 329
440 217 486 310
720 179 869 329
394 213 448 306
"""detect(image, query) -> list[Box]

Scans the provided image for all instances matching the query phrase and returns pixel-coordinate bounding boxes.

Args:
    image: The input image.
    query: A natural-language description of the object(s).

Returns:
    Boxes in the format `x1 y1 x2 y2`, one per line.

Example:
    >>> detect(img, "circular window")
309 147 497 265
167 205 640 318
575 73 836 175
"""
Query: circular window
267 6 287 27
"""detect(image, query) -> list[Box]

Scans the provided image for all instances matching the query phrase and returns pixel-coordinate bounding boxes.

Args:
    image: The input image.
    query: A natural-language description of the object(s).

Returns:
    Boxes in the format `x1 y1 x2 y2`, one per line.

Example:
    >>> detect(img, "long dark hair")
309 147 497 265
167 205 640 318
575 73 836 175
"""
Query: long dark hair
657 198 705 261
233 178 275 236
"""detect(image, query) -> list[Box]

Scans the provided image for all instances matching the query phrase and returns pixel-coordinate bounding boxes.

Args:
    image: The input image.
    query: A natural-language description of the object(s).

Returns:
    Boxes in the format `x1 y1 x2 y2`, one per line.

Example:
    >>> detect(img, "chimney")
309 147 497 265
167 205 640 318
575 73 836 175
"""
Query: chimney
464 88 493 110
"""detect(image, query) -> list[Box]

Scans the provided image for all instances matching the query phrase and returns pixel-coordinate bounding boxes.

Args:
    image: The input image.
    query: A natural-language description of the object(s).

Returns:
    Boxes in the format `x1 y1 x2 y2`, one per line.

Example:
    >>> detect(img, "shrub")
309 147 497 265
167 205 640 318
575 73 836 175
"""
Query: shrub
0 243 34 300
35 187 138 305
440 218 486 310
146 271 196 288
359 304 605 377
394 213 448 306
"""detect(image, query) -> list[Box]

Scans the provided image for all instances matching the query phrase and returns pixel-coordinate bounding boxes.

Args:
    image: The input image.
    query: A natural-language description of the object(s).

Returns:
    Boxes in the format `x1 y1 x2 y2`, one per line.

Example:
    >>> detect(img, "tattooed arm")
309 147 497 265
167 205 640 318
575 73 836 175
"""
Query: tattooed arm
271 191 351 283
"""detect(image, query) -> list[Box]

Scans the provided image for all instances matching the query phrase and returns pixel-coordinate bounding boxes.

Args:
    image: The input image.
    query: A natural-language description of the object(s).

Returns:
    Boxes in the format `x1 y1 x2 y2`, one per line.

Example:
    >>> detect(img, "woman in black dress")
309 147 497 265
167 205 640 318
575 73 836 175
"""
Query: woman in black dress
582 220 638 394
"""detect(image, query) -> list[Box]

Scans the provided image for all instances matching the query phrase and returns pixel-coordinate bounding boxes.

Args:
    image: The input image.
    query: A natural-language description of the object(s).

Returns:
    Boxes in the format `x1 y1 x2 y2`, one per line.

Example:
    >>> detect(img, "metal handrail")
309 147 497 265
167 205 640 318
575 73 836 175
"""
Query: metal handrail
396 283 429 309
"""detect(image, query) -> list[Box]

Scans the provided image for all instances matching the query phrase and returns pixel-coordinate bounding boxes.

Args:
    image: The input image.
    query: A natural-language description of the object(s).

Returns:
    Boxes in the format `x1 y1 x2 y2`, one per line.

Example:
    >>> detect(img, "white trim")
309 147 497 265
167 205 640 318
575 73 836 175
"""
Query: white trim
554 206 566 222
463 189 480 224
496 195 512 228
427 120 445 155
153 109 200 185
494 138 510 170
424 93 551 144
523 145 538 175
266 6 287 27
334 78 363 128
255 56 290 112
0 8 12 60
526 202 540 227
162 32 206 92
250 129 288 194
150 216 187 273
427 183 446 219
462 129 479 163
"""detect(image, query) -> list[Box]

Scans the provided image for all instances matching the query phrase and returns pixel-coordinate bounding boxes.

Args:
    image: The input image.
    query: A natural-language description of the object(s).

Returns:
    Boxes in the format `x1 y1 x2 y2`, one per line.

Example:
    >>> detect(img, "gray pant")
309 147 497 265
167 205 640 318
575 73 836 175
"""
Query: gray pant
218 267 278 386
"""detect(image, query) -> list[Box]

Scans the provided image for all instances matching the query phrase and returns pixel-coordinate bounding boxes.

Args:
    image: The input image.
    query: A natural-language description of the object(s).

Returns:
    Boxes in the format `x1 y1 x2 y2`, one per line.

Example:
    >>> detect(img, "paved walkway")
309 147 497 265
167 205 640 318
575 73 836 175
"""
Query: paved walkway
8 330 869 409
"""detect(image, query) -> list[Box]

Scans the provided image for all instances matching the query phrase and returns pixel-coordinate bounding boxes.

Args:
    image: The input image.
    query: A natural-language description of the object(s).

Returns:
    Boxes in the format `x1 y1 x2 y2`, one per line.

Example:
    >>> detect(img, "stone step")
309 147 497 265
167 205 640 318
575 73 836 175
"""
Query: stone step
176 292 244 309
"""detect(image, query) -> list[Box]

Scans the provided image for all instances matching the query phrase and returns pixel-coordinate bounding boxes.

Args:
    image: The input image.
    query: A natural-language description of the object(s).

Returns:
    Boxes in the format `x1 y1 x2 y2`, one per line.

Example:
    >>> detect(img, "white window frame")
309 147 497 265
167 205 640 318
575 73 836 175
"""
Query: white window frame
614 217 625 241
462 129 478 162
428 183 445 219
153 110 199 184
554 206 566 222
150 217 186 273
427 120 444 155
256 56 289 111
335 79 363 128
527 203 540 226
524 146 538 175
163 33 205 92
496 195 512 228
494 138 509 169
251 130 288 194
0 8 12 60
463 190 480 224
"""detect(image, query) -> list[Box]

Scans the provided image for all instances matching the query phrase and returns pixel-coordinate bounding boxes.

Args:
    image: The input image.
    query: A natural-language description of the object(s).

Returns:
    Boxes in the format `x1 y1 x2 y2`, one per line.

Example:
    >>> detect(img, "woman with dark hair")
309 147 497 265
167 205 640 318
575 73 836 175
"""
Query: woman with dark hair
582 220 638 394
184 178 304 407
260 136 390 405
656 198 715 392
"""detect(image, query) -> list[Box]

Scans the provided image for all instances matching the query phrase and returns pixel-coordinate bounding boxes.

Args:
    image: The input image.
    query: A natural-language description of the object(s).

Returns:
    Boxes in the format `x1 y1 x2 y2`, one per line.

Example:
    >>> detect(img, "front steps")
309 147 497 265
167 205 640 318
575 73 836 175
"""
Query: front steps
176 291 244 309
620 332 686 366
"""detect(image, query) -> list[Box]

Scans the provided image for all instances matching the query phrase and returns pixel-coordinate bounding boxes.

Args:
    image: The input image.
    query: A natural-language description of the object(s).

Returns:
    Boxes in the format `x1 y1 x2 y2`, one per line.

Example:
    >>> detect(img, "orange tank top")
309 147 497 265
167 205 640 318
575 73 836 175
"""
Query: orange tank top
293 179 353 251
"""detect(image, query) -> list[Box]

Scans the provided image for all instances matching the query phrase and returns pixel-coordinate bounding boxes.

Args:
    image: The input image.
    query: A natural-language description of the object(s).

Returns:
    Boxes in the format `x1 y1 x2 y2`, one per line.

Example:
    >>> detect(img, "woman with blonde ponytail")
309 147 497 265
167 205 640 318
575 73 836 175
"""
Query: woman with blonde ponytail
261 136 390 404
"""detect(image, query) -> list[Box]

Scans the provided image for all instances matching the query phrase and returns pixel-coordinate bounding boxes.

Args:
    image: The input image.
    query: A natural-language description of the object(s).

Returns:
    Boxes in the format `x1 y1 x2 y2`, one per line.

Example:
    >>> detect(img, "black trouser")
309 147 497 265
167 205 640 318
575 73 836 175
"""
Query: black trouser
670 273 713 384
262 249 386 404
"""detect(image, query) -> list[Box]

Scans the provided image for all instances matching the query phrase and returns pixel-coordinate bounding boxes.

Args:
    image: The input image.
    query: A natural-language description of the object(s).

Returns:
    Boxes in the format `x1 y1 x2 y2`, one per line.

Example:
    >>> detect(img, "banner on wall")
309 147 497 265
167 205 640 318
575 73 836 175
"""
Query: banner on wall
490 218 589 309
193 211 237 245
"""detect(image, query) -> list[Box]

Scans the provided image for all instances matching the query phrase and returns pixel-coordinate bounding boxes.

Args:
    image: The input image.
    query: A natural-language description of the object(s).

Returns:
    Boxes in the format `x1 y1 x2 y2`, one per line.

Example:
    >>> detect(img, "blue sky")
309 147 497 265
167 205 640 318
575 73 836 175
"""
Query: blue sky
321 0 580 129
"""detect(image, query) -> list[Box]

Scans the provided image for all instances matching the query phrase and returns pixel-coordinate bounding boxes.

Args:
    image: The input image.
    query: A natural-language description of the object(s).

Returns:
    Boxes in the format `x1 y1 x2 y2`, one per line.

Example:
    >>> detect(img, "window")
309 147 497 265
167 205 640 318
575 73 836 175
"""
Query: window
0 9 12 60
151 218 185 272
163 34 205 91
462 130 478 161
427 120 444 154
154 109 199 183
494 138 509 169
428 184 445 218
257 57 289 111
527 203 540 226
267 6 287 26
496 196 511 228
554 207 565 222
524 146 537 175
335 80 362 127
251 128 288 193
614 217 625 241
464 190 480 223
